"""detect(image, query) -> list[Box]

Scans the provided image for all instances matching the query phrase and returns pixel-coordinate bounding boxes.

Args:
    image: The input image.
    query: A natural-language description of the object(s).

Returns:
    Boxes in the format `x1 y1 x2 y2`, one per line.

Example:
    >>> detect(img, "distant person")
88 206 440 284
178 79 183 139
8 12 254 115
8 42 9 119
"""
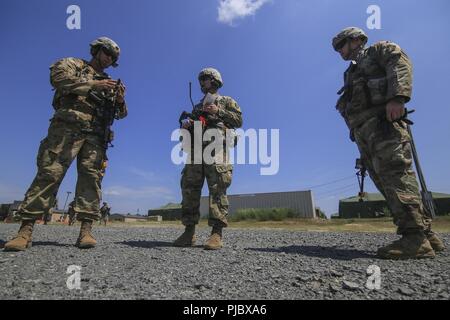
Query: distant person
332 27 444 259
100 202 111 226
4 37 127 251
174 68 243 250
44 194 58 225
68 201 77 226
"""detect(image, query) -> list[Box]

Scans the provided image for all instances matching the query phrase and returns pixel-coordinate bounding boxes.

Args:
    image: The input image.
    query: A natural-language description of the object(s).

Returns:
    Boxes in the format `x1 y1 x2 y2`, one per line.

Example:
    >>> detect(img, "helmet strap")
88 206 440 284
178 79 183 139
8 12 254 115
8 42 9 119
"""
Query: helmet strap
347 39 364 61
89 49 106 72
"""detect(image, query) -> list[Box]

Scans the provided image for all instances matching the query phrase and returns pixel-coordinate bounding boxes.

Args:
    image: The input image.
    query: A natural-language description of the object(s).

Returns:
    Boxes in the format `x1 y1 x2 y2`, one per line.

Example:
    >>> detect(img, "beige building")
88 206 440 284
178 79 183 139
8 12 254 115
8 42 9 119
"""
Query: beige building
109 214 151 223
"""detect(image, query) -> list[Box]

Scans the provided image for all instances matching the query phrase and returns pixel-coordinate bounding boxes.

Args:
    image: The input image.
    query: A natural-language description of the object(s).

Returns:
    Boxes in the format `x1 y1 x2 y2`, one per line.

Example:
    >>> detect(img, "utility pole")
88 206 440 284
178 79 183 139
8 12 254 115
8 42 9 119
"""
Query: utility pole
61 191 72 222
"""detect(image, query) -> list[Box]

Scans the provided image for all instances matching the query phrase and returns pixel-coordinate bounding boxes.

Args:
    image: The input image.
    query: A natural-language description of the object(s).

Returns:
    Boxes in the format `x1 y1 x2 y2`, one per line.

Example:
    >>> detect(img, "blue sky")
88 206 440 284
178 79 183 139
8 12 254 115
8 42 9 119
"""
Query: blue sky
1 0 449 216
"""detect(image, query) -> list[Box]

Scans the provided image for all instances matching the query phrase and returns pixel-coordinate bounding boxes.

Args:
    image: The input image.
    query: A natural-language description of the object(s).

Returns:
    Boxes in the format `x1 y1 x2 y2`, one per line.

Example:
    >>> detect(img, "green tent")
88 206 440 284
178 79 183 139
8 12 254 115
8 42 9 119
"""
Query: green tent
148 203 182 220
339 192 450 218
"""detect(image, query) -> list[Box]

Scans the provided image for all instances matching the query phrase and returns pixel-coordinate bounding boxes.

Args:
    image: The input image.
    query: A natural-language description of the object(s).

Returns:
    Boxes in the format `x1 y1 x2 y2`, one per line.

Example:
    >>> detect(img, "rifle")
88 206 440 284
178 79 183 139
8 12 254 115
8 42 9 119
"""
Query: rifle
178 82 223 129
178 82 196 128
87 78 122 149
355 158 367 202
396 109 436 218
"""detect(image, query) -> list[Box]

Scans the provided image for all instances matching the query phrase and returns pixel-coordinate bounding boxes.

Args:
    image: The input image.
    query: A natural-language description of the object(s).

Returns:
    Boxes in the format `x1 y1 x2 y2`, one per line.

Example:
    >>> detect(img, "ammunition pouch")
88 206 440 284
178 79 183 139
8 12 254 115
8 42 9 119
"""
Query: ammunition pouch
366 77 388 105
87 90 106 106
347 77 370 115
52 91 85 112
349 76 388 110
86 89 118 148
338 74 389 130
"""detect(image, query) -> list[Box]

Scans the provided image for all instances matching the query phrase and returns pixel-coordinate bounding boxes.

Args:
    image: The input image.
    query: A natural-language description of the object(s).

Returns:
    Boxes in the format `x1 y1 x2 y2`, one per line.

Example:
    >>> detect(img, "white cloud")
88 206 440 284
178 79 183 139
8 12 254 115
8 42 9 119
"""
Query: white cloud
218 0 270 25
128 167 156 181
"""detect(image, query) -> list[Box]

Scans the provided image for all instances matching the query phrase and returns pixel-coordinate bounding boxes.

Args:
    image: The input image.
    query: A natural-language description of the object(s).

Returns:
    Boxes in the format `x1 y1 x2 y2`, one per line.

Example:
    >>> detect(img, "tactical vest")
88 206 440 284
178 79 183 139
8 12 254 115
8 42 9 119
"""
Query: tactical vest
336 47 389 129
191 95 238 147
192 95 235 130
51 59 109 121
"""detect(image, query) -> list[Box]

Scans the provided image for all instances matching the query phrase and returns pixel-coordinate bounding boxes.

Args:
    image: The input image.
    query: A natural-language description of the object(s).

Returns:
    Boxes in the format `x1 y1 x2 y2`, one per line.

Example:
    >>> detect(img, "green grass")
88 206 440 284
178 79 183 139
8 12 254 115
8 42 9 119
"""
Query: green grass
2 215 450 233
226 216 450 233
230 208 300 222
96 215 450 232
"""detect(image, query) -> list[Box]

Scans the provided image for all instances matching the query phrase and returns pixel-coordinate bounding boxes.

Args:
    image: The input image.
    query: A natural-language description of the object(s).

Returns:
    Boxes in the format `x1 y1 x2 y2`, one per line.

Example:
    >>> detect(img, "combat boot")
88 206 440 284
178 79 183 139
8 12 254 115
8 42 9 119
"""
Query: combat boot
4 220 35 251
173 225 196 247
376 231 435 260
75 220 97 249
204 227 223 250
426 231 445 252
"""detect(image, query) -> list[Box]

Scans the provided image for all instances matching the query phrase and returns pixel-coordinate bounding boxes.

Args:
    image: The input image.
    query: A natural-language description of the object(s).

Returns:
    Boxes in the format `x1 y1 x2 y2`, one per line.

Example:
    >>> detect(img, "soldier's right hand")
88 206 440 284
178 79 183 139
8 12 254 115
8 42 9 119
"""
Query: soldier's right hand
92 79 117 91
181 118 194 129
386 99 405 122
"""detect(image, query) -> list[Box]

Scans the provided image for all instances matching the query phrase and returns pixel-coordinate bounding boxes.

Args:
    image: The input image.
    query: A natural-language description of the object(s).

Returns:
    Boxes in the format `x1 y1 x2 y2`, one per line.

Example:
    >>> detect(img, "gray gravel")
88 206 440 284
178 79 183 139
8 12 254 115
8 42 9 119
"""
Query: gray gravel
0 223 448 300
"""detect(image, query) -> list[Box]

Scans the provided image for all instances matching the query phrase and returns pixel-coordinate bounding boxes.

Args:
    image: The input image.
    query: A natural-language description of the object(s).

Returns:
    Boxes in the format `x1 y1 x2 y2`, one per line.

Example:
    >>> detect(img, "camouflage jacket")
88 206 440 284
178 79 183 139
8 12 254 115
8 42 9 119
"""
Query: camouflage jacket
50 58 128 128
100 205 111 216
191 94 243 132
336 41 413 129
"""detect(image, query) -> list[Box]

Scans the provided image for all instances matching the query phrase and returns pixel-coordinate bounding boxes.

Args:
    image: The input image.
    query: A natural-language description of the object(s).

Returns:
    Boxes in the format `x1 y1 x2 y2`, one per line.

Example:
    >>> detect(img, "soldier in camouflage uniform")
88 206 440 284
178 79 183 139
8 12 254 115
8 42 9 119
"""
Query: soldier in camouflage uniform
4 37 127 251
68 200 77 226
174 68 243 250
99 202 111 226
333 27 444 259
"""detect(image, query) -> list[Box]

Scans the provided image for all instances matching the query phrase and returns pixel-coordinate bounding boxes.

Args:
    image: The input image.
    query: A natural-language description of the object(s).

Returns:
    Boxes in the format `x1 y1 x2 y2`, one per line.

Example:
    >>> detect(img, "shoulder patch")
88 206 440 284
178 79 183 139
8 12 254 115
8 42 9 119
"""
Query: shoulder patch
218 95 235 105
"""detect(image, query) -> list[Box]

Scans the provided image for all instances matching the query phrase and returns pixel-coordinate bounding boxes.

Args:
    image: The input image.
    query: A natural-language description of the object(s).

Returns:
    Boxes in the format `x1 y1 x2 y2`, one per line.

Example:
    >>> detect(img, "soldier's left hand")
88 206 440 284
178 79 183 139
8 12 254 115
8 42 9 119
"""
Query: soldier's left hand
386 100 405 122
203 104 219 115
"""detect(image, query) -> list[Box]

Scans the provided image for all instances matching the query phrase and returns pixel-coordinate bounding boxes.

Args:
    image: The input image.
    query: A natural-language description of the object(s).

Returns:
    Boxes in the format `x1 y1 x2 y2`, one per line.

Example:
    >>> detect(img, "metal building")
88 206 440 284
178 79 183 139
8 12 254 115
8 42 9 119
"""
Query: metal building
199 190 316 218
339 192 450 218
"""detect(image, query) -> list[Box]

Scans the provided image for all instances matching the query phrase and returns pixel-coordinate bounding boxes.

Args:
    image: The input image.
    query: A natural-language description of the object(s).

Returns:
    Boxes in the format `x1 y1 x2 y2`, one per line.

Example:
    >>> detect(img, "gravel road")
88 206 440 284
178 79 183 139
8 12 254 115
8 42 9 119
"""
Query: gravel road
0 223 448 300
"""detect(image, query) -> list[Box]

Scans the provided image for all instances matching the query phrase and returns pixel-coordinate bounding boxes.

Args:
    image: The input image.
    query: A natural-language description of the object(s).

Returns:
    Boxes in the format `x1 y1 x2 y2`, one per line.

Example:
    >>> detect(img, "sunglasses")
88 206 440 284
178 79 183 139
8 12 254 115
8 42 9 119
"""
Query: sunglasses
334 38 348 51
199 75 213 82
101 47 118 61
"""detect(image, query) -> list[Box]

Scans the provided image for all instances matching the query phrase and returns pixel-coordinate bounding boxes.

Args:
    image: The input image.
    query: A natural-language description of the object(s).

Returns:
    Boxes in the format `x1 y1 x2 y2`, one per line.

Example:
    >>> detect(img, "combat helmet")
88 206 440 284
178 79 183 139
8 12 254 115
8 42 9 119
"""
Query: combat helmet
332 27 368 51
90 37 121 67
198 68 223 88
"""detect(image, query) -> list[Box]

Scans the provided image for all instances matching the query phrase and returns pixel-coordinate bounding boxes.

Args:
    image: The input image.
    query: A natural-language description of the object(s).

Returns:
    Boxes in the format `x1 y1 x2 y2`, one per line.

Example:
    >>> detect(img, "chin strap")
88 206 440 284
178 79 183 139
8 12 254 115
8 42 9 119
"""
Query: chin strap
344 39 365 62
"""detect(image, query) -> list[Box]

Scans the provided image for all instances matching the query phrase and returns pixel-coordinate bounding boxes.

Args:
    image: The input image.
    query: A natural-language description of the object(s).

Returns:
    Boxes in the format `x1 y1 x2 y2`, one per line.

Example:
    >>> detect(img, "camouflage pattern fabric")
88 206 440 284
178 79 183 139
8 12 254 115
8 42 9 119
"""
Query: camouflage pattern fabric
198 68 224 87
68 200 77 224
90 37 120 67
354 117 431 234
336 41 413 130
190 95 242 133
181 161 233 228
332 27 368 51
181 95 242 228
100 203 111 218
17 58 127 222
50 58 127 121
336 40 430 235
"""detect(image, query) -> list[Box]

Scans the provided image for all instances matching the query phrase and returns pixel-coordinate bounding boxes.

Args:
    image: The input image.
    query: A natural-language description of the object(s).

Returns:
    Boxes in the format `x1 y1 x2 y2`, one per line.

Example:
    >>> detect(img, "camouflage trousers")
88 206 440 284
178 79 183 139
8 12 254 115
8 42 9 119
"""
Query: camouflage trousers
18 119 106 222
354 116 431 235
181 161 233 228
